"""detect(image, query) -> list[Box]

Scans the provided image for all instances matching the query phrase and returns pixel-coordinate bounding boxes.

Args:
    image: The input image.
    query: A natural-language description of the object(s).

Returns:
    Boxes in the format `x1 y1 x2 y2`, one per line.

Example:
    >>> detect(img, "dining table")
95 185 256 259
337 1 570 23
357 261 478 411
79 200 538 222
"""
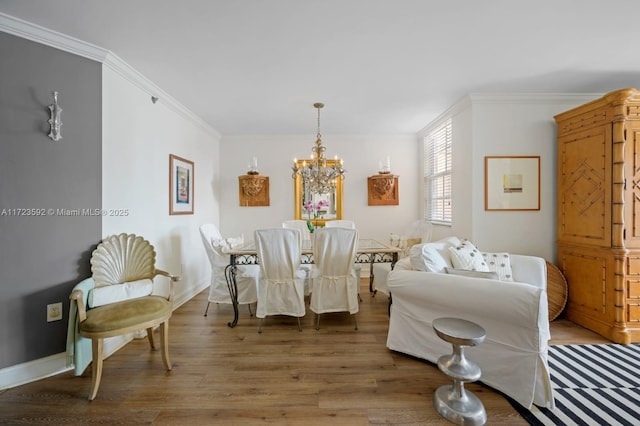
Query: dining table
223 238 401 327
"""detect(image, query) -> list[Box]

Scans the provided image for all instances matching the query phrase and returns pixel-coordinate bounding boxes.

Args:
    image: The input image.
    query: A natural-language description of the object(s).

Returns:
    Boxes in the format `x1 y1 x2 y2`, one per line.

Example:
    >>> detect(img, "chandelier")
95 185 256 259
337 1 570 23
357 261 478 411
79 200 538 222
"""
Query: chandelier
292 102 345 194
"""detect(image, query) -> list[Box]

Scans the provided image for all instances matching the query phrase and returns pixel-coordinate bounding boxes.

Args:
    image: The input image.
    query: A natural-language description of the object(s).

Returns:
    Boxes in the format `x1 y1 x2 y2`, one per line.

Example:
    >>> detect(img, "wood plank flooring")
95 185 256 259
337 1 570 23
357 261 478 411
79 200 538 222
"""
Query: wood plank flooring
0 281 608 425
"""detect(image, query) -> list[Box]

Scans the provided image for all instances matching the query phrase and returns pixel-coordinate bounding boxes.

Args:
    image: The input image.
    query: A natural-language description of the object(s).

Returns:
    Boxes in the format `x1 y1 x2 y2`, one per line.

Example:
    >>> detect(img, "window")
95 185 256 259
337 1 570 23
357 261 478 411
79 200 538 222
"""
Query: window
424 118 452 225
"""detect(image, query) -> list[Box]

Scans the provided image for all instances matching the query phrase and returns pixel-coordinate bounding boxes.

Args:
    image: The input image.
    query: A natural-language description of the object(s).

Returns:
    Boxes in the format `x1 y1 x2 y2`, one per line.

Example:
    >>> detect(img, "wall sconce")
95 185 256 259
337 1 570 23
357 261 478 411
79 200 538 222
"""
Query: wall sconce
48 91 62 141
379 156 391 174
239 158 269 206
238 175 269 206
247 156 259 175
368 158 399 206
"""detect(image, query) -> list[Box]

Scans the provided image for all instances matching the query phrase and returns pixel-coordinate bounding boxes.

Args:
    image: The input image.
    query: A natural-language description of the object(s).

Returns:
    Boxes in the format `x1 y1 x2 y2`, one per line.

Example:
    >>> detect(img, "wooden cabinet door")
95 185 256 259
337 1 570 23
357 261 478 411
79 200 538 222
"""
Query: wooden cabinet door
624 123 640 248
558 125 612 247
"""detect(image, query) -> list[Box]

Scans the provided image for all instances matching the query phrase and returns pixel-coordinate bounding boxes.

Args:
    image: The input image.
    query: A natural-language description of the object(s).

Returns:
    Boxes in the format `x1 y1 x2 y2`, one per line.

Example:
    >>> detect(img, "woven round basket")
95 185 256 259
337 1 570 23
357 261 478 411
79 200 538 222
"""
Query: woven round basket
546 261 568 321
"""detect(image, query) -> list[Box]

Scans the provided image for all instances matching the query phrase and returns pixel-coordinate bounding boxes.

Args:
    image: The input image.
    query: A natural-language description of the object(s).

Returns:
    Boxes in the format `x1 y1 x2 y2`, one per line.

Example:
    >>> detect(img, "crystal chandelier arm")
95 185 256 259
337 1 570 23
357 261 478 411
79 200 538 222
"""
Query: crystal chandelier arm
292 102 345 195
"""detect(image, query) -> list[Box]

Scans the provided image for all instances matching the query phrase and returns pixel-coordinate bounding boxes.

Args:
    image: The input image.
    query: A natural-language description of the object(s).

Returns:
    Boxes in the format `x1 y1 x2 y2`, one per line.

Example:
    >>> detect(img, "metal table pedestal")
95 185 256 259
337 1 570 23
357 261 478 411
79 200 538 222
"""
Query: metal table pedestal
432 317 487 425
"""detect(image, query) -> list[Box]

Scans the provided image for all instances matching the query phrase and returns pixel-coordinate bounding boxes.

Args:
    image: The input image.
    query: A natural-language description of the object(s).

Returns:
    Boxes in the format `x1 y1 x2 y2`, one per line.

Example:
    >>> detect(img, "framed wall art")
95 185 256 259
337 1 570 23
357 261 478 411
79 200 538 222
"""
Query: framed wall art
485 156 540 211
169 154 194 215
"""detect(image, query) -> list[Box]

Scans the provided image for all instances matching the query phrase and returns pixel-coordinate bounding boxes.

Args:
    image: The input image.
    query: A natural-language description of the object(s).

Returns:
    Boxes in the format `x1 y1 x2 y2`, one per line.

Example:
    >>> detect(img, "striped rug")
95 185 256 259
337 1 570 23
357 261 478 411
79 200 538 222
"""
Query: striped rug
510 343 640 425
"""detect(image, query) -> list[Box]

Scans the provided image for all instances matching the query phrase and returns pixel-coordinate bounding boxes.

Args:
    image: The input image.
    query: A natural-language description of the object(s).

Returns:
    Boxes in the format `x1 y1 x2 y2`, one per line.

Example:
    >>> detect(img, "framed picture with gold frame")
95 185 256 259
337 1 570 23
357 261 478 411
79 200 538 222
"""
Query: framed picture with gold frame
293 159 343 226
485 156 540 211
169 154 194 215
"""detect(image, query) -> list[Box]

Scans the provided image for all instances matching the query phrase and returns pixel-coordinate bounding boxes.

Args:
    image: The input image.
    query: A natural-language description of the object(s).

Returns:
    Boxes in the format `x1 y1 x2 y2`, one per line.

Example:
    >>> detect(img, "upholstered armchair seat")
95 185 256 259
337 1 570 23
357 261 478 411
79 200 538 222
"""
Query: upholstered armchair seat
76 295 172 336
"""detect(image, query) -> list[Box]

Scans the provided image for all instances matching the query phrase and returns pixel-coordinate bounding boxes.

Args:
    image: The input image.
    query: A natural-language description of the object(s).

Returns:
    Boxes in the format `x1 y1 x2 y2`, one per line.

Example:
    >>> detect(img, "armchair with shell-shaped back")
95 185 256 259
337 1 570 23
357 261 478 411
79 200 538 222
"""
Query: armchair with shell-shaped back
68 233 180 400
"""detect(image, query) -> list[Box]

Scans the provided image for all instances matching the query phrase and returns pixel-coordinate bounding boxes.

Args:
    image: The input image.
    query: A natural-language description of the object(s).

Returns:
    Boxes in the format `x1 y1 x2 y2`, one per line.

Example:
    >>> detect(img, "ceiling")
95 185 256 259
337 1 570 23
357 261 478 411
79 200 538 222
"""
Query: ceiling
2 0 640 135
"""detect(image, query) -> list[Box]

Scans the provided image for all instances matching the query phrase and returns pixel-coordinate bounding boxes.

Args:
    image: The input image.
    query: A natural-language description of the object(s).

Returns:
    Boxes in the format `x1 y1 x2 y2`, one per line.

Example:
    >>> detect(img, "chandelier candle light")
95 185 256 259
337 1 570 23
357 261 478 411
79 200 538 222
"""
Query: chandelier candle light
292 102 345 195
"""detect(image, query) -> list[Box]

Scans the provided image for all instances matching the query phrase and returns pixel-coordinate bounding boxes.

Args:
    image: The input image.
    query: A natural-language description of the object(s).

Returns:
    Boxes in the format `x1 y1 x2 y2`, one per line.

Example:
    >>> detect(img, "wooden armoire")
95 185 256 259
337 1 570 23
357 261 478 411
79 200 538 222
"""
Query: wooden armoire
555 88 640 344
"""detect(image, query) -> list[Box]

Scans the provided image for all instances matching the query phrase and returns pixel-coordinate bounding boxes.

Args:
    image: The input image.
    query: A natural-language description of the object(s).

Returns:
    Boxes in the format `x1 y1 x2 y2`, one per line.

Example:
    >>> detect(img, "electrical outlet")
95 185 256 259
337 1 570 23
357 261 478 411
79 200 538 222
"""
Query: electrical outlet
47 302 63 322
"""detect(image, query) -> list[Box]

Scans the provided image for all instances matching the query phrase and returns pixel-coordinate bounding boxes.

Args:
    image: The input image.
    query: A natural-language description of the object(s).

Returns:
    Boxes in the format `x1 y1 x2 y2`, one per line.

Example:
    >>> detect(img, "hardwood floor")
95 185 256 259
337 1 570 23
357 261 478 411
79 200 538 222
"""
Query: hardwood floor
0 281 608 425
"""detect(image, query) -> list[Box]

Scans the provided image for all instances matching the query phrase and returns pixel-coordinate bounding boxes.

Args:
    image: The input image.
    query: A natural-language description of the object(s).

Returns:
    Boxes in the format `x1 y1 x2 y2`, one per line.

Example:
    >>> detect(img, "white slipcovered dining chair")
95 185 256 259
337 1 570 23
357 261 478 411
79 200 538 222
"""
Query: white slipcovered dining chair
310 227 360 330
322 219 362 286
254 228 307 333
200 224 259 316
372 219 433 296
282 219 312 241
324 220 356 228
282 220 312 295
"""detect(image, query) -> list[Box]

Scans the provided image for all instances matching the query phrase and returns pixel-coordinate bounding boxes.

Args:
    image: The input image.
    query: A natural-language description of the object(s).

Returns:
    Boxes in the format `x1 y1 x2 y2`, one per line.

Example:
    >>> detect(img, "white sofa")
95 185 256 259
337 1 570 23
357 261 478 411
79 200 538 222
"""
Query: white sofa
385 237 555 410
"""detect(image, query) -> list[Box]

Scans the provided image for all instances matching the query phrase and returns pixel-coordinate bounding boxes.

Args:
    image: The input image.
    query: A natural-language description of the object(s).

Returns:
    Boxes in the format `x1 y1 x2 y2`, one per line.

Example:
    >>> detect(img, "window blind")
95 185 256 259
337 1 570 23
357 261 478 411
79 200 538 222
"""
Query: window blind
424 118 452 224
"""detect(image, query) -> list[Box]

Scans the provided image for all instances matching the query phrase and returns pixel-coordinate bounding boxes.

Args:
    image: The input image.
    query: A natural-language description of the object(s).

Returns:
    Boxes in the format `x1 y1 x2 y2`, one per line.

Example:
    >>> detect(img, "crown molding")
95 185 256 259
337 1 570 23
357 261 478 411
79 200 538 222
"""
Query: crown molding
417 92 604 136
102 52 221 138
0 12 220 138
0 12 109 62
467 92 602 105
418 96 472 137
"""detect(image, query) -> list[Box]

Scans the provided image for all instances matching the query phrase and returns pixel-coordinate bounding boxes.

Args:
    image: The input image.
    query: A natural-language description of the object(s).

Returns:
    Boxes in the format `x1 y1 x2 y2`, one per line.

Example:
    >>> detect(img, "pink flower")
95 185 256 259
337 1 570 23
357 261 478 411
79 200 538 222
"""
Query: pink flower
316 199 329 210
302 200 329 219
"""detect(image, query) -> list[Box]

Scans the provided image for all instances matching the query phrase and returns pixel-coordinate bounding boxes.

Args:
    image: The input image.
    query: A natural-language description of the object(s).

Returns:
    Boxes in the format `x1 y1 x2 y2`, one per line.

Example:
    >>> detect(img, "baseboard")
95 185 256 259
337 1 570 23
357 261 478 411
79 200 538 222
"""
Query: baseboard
0 352 69 390
0 333 135 391
0 280 208 391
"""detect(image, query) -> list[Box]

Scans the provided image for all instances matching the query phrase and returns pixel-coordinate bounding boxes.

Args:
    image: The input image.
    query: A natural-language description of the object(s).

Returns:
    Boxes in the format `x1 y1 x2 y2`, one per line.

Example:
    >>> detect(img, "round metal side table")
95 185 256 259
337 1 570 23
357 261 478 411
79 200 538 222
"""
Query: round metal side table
432 317 487 425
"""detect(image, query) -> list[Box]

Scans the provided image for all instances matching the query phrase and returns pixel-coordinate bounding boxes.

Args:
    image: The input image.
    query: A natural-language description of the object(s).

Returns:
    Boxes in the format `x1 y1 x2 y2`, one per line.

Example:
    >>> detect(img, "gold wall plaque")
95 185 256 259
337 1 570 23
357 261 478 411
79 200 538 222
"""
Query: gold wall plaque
367 174 398 205
239 175 269 206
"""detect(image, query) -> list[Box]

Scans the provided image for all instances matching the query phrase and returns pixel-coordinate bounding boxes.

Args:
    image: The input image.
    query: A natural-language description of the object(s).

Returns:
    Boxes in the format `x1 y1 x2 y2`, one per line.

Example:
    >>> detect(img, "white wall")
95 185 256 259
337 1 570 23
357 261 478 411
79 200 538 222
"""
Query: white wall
427 94 602 261
219 134 420 243
102 63 221 304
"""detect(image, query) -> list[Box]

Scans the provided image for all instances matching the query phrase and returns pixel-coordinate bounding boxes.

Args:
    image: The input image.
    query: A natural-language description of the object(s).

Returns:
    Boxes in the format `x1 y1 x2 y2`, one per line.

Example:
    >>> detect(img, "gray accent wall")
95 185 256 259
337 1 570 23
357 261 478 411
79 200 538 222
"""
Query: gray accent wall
0 32 101 368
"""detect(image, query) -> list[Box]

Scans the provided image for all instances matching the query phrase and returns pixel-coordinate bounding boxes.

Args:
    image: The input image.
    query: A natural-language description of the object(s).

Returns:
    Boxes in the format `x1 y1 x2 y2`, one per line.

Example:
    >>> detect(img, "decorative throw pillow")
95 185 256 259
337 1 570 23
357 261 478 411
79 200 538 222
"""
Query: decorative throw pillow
211 238 231 252
445 267 499 280
211 235 244 254
88 278 153 308
410 236 461 273
448 240 490 271
481 252 514 281
226 235 244 249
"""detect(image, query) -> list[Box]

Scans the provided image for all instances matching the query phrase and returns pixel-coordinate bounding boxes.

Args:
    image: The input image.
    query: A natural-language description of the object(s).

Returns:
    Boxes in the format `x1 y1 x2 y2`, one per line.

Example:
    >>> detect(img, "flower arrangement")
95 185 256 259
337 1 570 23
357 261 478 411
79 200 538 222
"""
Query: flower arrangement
303 199 329 233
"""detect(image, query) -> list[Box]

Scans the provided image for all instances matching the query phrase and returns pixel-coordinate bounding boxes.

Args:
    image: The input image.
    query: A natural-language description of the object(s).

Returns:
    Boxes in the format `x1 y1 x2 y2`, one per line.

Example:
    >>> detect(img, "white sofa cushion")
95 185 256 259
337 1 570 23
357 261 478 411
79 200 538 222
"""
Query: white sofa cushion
409 236 460 273
448 240 489 271
482 252 514 281
445 267 499 280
